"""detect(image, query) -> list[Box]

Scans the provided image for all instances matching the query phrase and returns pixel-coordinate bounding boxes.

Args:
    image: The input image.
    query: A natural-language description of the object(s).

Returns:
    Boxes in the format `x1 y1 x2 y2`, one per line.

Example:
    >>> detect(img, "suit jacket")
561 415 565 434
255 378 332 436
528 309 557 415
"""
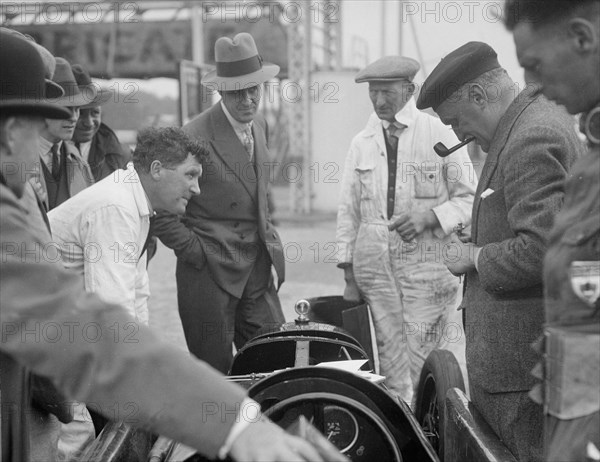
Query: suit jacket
153 103 284 298
38 141 94 210
0 182 247 461
463 88 584 393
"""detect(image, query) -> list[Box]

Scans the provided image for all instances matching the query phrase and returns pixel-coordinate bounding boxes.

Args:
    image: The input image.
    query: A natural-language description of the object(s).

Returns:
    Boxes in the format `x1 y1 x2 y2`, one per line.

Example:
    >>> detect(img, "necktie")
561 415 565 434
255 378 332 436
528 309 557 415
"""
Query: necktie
242 126 254 160
386 123 404 220
50 144 61 180
386 124 401 153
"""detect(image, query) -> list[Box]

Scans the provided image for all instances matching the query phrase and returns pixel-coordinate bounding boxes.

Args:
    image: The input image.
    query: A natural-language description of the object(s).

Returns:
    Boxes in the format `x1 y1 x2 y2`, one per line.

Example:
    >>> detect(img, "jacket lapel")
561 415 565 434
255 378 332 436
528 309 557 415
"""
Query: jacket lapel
253 119 269 219
209 105 258 202
472 88 539 240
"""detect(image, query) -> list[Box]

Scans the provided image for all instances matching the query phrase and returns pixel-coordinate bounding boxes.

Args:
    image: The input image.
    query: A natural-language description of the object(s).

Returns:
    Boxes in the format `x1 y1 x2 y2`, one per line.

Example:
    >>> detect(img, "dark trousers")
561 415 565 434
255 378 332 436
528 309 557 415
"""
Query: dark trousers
470 380 544 461
175 249 284 374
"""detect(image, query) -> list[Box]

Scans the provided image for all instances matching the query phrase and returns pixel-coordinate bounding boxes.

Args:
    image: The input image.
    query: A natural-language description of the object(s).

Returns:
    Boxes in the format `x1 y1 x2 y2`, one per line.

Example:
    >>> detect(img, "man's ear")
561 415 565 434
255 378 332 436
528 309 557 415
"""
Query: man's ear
149 160 162 180
568 18 598 53
2 117 21 156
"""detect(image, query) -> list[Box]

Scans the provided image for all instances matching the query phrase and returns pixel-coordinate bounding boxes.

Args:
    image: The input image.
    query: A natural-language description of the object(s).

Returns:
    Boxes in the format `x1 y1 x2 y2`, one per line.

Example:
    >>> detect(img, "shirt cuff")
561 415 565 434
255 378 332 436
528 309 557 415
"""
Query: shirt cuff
473 246 482 272
217 397 262 460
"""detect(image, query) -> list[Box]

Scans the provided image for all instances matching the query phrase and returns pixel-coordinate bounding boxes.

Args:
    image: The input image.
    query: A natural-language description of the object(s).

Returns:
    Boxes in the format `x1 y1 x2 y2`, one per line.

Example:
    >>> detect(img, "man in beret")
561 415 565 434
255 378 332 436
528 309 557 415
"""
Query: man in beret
0 30 341 462
417 41 585 460
336 56 477 405
504 1 600 460
153 33 285 374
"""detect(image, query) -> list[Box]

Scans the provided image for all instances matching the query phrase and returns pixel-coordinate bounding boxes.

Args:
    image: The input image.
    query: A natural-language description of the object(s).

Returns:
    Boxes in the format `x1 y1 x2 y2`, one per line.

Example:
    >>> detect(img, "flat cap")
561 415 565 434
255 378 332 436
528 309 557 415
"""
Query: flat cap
416 42 501 110
355 56 420 83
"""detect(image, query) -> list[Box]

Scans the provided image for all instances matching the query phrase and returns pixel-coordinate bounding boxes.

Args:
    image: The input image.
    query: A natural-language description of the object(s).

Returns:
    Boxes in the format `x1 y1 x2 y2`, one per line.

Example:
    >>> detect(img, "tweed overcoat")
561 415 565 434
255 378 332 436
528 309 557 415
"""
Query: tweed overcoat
0 182 248 461
463 88 584 393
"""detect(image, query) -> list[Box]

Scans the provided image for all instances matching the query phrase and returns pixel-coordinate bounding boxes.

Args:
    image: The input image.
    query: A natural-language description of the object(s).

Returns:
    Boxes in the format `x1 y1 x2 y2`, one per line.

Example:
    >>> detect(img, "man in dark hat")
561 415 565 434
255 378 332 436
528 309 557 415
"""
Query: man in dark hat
0 30 341 462
153 32 286 374
417 41 585 460
34 57 96 211
70 64 131 182
335 55 477 406
504 1 600 459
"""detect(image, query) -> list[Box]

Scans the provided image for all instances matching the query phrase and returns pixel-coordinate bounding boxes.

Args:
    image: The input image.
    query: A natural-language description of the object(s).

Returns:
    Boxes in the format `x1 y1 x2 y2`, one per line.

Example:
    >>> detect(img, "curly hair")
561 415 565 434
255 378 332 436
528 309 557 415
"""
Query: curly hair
504 0 599 30
133 126 209 173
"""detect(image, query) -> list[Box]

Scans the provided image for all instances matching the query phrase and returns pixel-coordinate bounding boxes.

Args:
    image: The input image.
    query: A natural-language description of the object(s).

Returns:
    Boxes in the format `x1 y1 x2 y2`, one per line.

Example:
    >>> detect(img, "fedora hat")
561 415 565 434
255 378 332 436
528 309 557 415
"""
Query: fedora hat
46 58 98 107
0 30 70 119
71 64 113 108
202 32 279 91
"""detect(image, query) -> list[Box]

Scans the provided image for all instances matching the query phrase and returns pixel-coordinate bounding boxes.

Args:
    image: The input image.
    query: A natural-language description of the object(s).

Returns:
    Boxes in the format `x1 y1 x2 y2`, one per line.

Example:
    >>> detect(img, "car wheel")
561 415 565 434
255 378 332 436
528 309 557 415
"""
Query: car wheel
414 349 465 458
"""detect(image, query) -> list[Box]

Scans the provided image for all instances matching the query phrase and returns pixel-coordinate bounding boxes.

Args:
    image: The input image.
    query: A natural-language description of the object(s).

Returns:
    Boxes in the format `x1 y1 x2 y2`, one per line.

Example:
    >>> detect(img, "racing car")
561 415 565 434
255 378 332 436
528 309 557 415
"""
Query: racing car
77 296 518 462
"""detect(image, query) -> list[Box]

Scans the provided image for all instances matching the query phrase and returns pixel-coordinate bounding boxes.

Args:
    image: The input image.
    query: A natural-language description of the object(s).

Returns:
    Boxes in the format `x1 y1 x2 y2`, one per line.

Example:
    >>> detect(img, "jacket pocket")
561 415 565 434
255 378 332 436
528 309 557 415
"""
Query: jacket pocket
355 164 376 201
414 162 441 198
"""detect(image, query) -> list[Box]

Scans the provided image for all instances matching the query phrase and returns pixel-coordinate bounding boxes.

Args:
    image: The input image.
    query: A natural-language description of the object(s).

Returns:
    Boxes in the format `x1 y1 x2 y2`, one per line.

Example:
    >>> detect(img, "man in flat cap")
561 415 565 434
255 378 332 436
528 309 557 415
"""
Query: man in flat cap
153 33 285 374
417 41 585 461
336 56 477 406
0 30 342 462
504 1 600 460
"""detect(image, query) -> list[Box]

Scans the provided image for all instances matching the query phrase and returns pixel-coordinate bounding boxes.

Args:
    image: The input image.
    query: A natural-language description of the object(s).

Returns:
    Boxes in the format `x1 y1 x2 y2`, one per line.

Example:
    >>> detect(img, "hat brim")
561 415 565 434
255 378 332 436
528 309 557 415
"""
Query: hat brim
0 101 72 119
201 63 279 91
44 84 98 107
355 76 414 83
80 89 114 109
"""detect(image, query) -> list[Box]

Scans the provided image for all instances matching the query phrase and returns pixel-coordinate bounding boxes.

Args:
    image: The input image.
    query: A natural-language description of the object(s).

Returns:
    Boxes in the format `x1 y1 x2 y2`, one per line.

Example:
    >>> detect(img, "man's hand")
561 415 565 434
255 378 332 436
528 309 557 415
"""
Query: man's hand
388 210 438 241
28 176 47 205
444 233 479 276
229 419 327 462
342 266 361 302
454 223 472 243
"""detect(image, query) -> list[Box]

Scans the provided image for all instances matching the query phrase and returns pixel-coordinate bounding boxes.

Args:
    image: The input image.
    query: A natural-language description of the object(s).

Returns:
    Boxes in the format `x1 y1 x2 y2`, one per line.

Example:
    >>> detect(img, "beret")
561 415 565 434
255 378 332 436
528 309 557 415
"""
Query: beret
355 56 420 83
416 41 501 110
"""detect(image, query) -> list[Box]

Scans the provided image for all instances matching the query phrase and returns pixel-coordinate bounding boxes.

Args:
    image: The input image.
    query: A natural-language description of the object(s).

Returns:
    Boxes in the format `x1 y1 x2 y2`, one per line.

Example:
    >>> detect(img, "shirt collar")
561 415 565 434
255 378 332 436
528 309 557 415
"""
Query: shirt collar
127 163 153 218
221 100 253 135
382 97 417 130
39 138 63 166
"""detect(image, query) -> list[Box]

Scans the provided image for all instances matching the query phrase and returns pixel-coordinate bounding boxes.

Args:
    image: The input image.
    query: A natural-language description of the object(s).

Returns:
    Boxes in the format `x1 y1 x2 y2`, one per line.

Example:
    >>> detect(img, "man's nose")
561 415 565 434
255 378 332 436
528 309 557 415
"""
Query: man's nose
69 107 80 121
190 180 200 195
79 114 93 128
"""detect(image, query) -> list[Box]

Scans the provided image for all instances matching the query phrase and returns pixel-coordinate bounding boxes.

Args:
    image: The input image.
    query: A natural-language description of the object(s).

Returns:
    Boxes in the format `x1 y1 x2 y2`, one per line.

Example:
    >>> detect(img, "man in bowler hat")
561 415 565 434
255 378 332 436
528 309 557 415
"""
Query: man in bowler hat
336 56 476 406
0 30 342 462
505 1 600 459
153 32 286 373
417 41 585 460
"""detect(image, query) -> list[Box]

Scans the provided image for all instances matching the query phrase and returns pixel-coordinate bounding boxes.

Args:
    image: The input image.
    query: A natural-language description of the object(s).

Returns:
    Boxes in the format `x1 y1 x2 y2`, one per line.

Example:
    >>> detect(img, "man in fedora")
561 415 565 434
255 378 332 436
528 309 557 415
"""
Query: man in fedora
154 32 286 373
33 57 96 211
335 56 476 406
71 63 131 182
1 30 342 462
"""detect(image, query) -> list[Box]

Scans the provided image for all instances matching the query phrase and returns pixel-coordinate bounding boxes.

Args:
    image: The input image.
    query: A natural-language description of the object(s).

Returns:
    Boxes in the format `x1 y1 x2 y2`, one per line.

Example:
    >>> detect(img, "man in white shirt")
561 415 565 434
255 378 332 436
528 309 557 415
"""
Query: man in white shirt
49 126 204 324
48 126 205 457
336 56 477 405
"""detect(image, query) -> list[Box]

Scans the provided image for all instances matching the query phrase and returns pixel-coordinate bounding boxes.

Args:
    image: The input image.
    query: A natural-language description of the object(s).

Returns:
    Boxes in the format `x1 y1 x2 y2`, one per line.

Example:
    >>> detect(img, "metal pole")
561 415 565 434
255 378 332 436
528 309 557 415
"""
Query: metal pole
191 2 204 64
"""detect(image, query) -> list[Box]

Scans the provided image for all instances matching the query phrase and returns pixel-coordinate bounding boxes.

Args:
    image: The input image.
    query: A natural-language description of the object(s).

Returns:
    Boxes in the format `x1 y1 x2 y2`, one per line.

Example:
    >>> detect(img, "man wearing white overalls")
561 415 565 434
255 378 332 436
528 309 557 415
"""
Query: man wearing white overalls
336 56 477 405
